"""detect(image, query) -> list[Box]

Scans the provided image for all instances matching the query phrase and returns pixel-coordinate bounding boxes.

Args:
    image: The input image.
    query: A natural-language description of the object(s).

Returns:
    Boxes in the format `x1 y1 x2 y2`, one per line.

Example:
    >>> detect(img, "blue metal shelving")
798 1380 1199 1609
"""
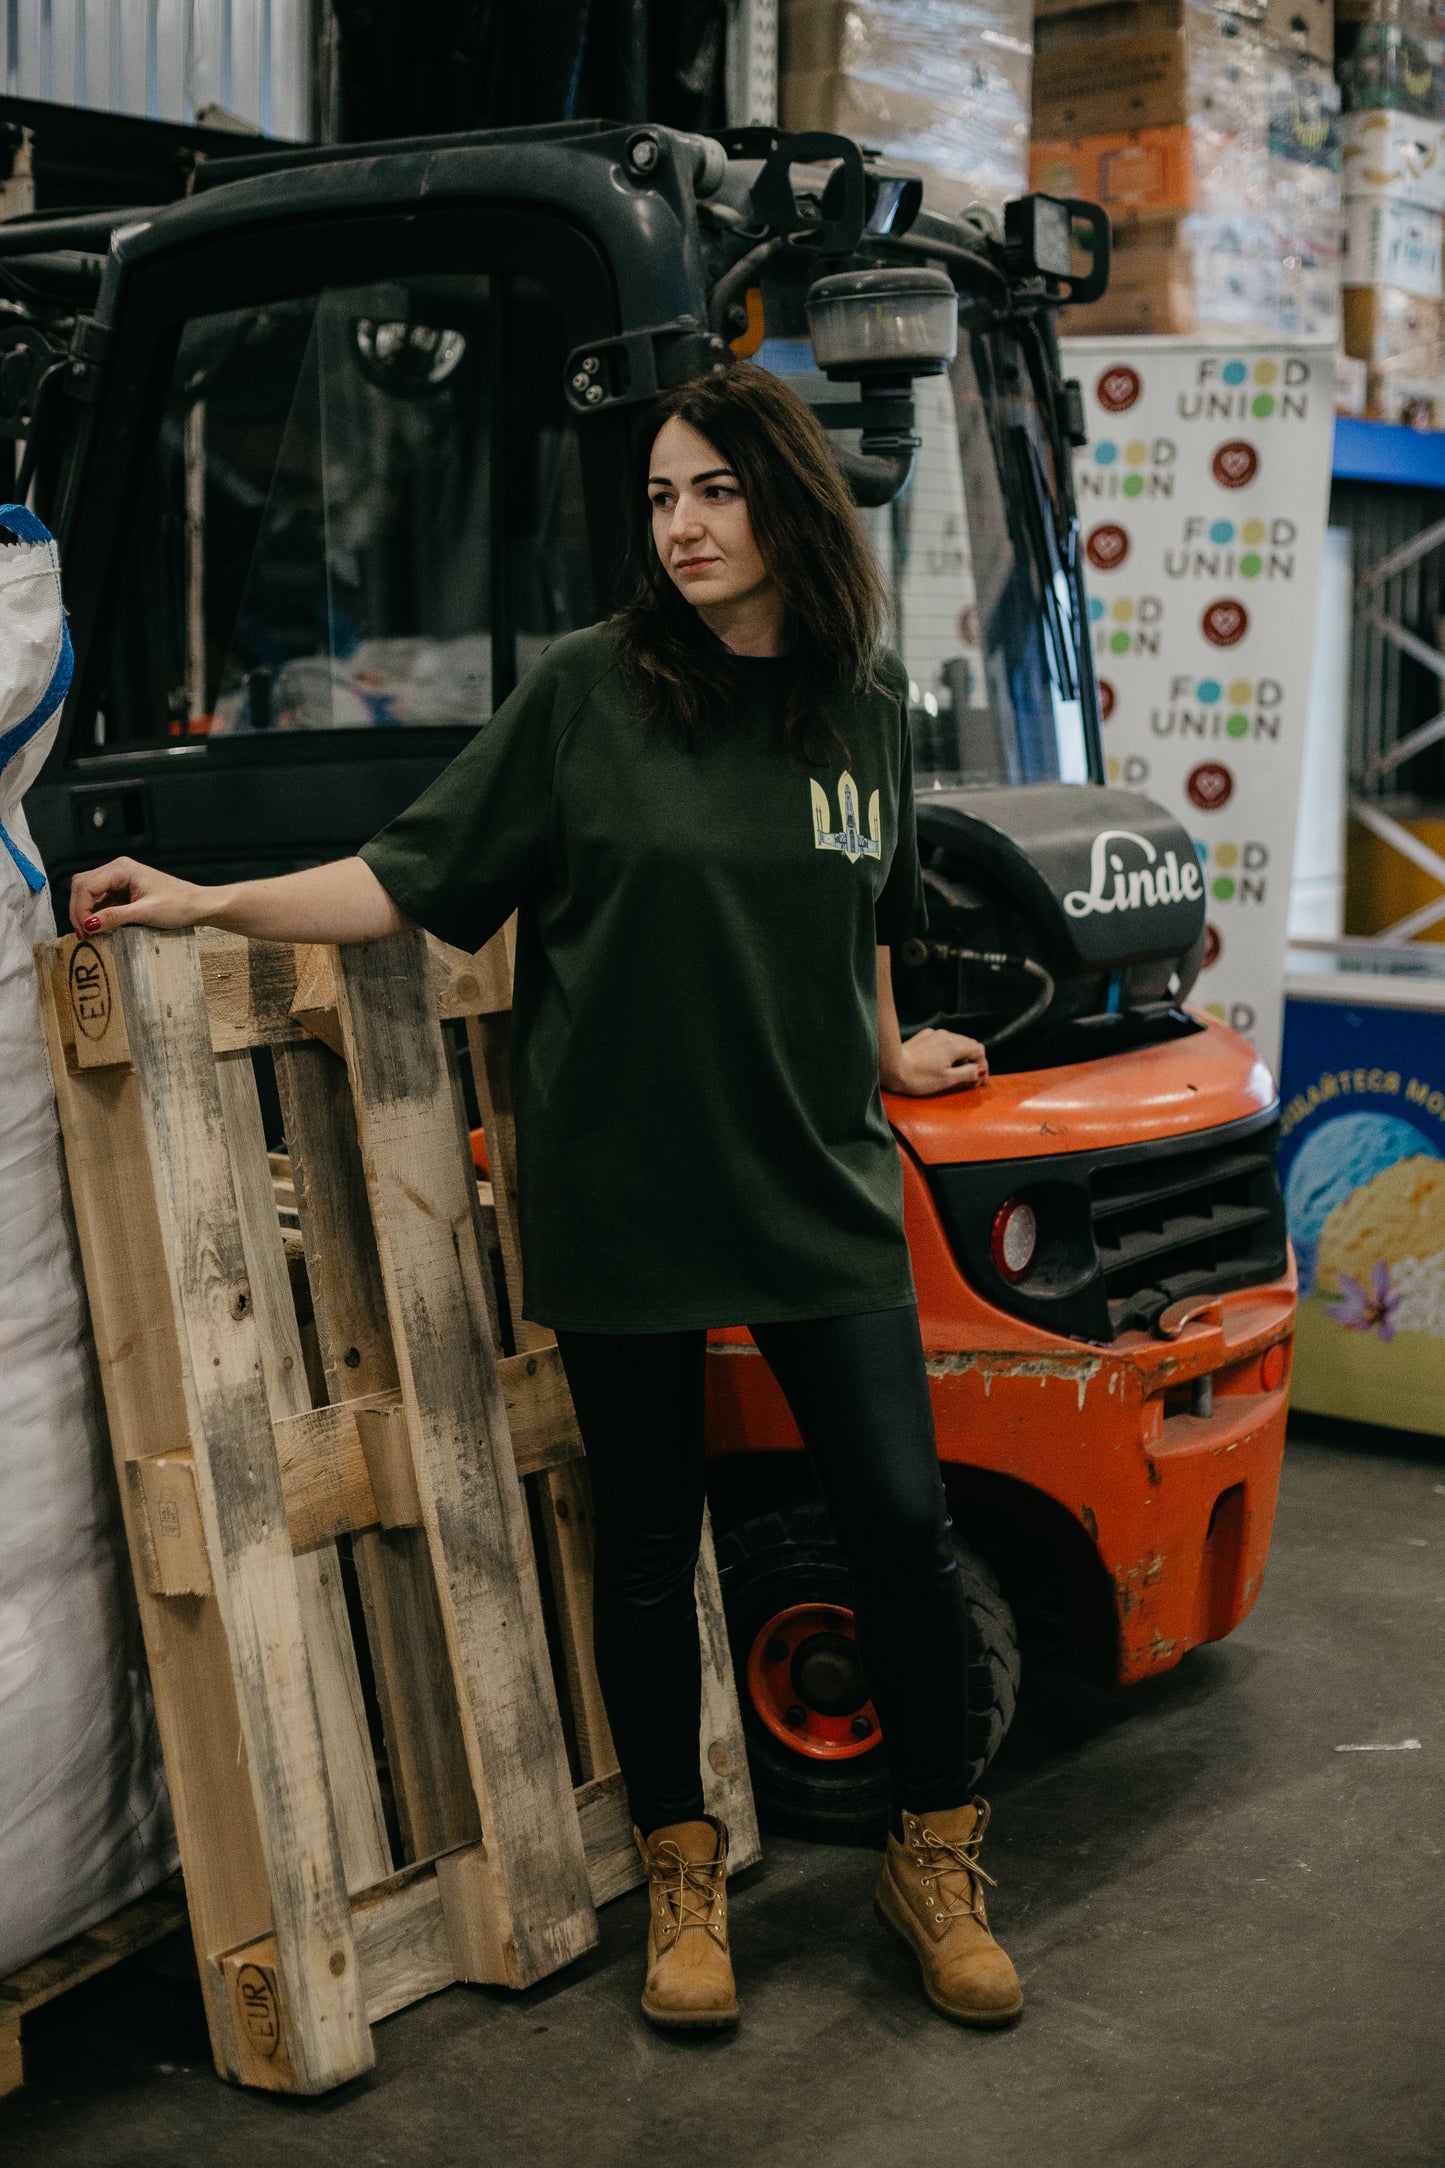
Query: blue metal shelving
1333 416 1445 489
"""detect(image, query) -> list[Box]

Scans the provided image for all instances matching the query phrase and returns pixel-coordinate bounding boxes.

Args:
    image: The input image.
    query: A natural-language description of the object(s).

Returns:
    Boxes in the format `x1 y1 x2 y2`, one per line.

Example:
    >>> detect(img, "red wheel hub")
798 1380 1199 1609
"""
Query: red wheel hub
745 1602 881 1761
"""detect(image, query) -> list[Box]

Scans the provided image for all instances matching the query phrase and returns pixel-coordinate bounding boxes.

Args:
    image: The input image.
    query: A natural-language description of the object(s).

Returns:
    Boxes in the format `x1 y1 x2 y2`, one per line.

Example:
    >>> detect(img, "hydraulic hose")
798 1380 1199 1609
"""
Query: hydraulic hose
898 935 1056 1051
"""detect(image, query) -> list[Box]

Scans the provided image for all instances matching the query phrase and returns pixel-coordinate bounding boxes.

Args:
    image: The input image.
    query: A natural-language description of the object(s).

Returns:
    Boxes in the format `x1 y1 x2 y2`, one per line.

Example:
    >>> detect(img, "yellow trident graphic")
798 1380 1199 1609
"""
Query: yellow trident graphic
810 772 882 864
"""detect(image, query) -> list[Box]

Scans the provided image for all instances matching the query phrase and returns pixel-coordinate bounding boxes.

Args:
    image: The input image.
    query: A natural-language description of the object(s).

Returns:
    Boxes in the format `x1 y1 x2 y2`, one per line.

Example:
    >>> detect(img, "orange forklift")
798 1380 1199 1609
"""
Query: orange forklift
2 109 1295 1835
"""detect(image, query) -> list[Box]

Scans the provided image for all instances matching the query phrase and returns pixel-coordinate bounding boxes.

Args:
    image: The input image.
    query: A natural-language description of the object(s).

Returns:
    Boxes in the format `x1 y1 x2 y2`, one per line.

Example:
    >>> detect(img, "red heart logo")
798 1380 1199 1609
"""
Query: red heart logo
1202 599 1248 647
1187 761 1234 810
1097 365 1141 413
1086 523 1130 570
1212 440 1258 489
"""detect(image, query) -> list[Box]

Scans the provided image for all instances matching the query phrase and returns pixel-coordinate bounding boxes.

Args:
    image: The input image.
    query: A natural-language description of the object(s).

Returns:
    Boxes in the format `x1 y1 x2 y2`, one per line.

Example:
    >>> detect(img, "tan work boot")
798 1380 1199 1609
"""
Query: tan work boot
634 1816 739 2030
874 1798 1023 2026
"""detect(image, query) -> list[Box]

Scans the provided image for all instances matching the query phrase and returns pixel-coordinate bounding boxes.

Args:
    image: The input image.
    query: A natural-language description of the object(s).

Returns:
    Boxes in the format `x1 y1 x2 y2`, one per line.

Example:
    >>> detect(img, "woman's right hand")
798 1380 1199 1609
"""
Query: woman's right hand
70 857 206 938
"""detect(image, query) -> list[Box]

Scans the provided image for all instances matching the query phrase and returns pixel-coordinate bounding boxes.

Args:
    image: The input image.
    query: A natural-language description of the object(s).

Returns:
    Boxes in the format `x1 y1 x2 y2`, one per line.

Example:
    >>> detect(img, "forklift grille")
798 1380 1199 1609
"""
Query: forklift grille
1090 1128 1286 1337
924 1111 1289 1343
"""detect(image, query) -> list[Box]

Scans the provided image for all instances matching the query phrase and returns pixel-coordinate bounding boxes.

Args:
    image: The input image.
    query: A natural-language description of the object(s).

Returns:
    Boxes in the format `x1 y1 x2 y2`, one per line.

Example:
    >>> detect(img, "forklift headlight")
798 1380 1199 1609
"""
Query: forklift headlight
990 1197 1038 1284
805 267 957 380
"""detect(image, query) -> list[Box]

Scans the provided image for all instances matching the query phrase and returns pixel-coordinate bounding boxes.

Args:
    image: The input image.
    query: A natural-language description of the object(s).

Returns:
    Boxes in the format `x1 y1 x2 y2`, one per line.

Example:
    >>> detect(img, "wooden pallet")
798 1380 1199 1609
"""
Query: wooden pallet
35 920 757 2095
0 1875 189 2099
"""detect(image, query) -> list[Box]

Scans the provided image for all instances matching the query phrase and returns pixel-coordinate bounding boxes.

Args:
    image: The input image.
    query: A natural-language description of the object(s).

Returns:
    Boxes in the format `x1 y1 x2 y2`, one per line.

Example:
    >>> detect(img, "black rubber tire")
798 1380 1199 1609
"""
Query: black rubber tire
716 1499 1021 1842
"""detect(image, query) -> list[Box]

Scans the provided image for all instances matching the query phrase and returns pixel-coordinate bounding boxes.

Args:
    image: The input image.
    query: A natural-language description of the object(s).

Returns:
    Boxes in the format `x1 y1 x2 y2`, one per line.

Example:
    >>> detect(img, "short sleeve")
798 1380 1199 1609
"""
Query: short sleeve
874 693 928 945
359 646 583 953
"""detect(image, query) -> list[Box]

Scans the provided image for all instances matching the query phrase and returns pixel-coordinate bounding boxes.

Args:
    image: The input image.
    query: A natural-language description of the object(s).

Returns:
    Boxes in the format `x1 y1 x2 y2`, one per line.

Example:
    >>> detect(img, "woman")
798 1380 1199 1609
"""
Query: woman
71 362 1022 2034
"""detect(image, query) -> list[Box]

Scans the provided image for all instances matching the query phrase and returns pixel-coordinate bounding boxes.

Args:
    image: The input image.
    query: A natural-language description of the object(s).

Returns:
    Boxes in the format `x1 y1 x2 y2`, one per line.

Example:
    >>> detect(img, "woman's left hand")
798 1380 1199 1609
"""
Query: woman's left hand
882 1027 988 1097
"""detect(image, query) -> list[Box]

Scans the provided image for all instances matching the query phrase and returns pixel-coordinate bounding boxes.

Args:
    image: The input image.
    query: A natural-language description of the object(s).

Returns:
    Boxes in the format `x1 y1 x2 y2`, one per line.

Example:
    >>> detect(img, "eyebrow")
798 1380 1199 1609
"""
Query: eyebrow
647 466 739 488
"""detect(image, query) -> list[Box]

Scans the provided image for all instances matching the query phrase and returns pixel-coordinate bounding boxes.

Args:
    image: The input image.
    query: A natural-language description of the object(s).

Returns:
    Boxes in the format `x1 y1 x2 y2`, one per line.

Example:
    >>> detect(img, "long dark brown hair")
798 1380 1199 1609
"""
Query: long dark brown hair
613 361 889 766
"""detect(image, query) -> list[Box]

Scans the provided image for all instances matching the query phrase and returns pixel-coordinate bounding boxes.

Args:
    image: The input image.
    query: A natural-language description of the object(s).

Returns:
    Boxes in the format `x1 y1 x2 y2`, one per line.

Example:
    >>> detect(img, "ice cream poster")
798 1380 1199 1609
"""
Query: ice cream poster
1061 338 1336 1073
1279 993 1445 1434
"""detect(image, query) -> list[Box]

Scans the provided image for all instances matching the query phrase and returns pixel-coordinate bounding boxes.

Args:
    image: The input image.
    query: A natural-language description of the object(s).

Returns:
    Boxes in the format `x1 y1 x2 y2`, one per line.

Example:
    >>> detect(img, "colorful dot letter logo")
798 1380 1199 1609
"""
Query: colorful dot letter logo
1201 598 1248 647
1212 440 1258 490
1097 365 1141 413
1187 761 1234 811
1098 678 1116 721
1086 523 1130 571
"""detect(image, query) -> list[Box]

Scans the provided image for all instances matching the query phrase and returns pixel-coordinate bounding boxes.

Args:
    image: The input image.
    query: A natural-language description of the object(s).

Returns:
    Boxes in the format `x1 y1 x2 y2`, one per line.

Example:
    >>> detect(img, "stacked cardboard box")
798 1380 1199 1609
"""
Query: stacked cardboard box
780 0 1034 217
1031 0 1340 336
1338 4 1445 421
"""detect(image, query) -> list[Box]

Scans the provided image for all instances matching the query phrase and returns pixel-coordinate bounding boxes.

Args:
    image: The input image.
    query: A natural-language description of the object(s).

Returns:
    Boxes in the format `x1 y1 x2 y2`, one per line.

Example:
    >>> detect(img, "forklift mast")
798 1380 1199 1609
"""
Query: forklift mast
0 118 1113 926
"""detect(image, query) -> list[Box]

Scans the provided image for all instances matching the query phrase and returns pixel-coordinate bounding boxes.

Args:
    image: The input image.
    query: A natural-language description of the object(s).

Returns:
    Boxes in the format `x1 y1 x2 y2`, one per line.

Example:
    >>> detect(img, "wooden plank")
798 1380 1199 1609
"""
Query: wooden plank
268 1391 420 1545
271 1401 381 1550
0 2016 20 2099
462 1013 618 1789
332 931 596 1987
443 1030 503 1353
464 1009 549 1353
197 929 307 1052
697 1513 760 1869
109 929 369 2093
35 936 272 2083
62 936 132 1070
288 932 513 1061
434 1843 513 1984
538 1461 616 1781
289 944 345 1057
351 1868 454 2023
575 1773 644 1906
352 1394 422 1527
0 1876 189 2022
273 1036 480 1868
500 1345 584 1477
129 1452 212 1596
215 1046 392 1902
217 1940 297 2092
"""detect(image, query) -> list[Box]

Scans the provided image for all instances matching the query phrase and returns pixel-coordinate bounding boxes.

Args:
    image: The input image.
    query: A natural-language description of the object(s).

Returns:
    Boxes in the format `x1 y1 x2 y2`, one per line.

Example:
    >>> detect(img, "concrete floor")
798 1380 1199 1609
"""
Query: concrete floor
6 1414 1443 2168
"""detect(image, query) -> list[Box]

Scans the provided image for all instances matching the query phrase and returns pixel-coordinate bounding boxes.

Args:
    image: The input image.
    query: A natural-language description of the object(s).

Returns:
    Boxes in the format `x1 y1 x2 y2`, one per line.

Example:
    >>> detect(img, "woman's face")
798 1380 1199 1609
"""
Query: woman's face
647 417 773 613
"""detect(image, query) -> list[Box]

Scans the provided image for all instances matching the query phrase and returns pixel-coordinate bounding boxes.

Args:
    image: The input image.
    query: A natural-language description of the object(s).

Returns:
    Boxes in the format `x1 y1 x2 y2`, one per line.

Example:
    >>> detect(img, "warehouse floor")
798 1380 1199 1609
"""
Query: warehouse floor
5 1415 1442 2168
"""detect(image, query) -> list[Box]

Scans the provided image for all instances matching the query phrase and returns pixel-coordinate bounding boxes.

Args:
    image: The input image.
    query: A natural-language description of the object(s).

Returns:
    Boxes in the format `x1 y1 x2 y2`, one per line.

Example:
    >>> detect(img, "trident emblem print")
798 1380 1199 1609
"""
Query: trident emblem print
810 772 881 864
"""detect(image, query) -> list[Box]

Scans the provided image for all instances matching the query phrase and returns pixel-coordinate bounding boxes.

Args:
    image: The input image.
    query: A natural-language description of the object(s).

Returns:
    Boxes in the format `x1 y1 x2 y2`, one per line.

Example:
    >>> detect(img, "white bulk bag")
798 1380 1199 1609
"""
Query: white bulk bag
0 503 173 1976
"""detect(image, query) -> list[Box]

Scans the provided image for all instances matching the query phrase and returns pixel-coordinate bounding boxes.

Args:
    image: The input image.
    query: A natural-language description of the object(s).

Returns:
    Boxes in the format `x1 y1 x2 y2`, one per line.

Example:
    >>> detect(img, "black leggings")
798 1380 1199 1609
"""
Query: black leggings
554 1304 974 1838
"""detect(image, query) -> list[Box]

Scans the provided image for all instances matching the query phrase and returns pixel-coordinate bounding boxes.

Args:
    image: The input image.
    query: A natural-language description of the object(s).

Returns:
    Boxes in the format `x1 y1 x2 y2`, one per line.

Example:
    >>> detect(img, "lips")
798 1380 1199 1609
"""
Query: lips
676 556 718 571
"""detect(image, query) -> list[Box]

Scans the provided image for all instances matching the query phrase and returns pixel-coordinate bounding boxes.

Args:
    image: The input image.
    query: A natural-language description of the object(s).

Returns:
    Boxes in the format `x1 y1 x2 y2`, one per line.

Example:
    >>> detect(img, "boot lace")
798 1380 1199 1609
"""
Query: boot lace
651 1840 722 1938
913 1799 997 1923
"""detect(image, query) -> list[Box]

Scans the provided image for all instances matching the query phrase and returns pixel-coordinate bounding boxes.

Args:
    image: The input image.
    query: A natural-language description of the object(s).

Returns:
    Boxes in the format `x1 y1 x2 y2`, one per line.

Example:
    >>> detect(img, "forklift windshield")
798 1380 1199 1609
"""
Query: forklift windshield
104 271 591 746
85 280 1091 795
761 335 1091 792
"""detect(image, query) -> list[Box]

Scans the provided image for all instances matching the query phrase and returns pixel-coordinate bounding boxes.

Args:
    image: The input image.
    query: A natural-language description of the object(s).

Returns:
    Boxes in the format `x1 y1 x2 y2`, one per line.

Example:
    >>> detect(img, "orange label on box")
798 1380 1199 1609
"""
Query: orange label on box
1031 128 1195 216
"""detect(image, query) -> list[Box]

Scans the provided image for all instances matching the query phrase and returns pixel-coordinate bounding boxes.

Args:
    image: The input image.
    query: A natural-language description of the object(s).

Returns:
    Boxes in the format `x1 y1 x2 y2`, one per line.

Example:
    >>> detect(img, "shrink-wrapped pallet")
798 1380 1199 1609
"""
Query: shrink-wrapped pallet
1337 26 1445 420
0 505 173 1978
1032 0 1340 337
780 0 1033 216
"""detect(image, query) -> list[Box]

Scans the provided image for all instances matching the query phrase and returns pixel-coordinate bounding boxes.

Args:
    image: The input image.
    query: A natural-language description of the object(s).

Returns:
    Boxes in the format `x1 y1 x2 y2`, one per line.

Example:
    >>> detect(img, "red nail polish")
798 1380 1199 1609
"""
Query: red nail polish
83 916 100 932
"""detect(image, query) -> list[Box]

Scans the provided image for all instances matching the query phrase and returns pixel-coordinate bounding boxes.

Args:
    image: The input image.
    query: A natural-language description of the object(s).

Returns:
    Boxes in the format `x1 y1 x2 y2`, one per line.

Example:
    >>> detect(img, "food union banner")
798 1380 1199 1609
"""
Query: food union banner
1060 337 1337 1072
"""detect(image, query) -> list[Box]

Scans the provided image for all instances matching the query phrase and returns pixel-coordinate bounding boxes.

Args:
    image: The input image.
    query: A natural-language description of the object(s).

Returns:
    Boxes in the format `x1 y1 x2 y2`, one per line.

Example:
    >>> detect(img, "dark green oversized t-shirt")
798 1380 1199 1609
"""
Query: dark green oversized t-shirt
359 622 928 1332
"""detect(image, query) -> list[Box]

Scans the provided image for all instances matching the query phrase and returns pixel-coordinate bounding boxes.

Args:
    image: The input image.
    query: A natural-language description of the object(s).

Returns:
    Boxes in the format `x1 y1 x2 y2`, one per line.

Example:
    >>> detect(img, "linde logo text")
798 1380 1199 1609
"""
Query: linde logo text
1063 829 1203 918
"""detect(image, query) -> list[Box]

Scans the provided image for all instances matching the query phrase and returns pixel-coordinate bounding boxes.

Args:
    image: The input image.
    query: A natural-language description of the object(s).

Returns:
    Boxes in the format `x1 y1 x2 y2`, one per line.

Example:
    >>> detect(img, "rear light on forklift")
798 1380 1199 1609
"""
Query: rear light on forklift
1261 1342 1287 1393
990 1197 1037 1283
